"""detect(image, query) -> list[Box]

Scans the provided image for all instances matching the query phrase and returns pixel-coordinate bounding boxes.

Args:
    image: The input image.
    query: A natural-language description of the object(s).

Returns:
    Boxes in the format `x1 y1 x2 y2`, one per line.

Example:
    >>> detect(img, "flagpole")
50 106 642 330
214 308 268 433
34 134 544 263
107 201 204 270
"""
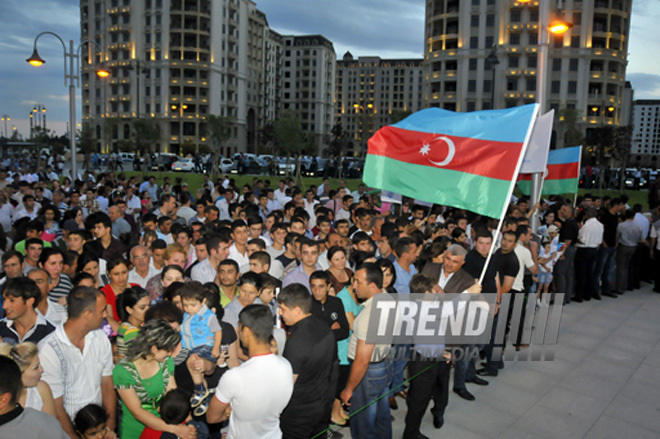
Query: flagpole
478 104 541 284
573 145 583 208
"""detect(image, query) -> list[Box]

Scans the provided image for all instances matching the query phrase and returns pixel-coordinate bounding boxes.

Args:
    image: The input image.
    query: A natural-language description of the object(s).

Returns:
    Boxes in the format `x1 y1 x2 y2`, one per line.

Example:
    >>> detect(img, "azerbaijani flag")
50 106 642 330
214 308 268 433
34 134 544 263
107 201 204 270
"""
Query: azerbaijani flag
518 145 581 195
363 104 539 218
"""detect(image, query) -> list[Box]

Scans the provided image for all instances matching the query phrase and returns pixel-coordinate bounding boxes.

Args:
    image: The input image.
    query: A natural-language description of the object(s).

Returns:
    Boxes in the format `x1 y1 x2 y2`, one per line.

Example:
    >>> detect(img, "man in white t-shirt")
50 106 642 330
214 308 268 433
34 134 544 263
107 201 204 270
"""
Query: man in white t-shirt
512 225 538 348
38 287 116 439
207 305 293 439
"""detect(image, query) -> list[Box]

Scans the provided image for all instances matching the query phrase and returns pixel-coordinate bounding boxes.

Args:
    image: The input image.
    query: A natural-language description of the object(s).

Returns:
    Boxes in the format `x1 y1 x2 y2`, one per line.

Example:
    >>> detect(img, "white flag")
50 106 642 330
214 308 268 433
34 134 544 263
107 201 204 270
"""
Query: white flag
380 190 402 204
520 110 554 174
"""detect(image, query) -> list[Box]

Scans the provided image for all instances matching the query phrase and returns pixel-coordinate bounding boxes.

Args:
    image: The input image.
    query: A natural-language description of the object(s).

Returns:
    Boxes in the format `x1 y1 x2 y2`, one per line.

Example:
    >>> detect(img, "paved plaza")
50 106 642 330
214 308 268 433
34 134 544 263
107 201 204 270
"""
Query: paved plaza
333 282 660 439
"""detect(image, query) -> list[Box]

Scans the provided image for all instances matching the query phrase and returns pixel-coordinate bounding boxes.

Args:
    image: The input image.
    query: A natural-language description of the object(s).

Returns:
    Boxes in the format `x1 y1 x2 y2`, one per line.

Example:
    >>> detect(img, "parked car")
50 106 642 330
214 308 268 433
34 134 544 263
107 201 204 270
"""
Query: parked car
118 152 136 164
151 153 180 171
219 158 237 174
277 157 296 175
171 157 194 172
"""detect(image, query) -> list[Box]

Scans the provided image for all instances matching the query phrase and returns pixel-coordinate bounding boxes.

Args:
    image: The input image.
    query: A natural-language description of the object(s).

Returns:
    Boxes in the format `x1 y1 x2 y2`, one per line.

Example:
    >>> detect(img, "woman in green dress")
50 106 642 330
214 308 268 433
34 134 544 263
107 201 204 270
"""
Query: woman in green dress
113 319 196 439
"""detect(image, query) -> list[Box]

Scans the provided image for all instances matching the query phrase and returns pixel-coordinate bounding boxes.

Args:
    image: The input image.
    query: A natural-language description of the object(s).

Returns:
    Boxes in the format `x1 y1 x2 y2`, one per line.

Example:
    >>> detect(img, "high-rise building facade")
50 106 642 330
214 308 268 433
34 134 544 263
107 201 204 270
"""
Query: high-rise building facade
630 100 660 167
80 0 282 156
280 35 336 155
335 53 424 156
423 0 632 148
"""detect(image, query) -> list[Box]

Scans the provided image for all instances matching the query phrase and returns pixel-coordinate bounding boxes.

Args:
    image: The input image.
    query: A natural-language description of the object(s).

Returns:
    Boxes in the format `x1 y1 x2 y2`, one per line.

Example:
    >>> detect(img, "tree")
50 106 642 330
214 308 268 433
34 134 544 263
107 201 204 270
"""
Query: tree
133 118 161 173
558 108 584 149
77 122 97 171
389 109 412 125
325 121 347 159
258 122 275 155
613 125 633 191
116 139 134 152
180 138 196 156
207 114 233 178
103 117 120 153
273 110 306 179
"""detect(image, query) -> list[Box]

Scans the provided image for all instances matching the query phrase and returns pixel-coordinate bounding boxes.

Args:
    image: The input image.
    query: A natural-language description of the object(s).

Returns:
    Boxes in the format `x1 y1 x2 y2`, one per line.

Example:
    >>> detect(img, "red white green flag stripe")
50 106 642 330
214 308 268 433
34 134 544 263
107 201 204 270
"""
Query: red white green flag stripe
364 104 539 218
517 146 582 195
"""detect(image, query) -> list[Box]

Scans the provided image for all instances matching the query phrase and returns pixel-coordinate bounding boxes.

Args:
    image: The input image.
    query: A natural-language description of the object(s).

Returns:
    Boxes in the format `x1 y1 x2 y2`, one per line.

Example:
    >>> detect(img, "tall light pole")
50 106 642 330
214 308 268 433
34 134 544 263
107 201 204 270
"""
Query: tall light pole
1 115 9 138
128 59 148 155
525 0 571 231
26 31 109 181
485 46 500 109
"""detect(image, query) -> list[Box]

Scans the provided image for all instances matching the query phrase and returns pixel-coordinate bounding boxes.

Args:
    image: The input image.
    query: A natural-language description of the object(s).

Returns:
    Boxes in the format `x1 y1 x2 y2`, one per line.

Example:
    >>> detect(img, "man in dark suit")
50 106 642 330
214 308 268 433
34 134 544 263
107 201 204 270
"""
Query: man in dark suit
403 245 481 439
421 243 489 401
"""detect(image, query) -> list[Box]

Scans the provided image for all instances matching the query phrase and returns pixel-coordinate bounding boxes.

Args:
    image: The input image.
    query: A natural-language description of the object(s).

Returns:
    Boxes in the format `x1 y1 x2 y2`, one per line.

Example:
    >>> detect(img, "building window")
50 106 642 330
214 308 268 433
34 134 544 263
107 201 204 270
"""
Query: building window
526 78 536 91
569 58 579 71
553 35 563 48
528 56 537 68
486 14 495 27
568 81 577 94
507 78 518 91
471 15 479 27
530 9 539 22
467 101 476 112
552 58 562 71
468 80 477 92
572 12 581 25
510 33 520 45
483 80 492 92
551 81 560 94
485 36 494 48
510 10 521 22
508 55 519 68
469 58 478 70
470 37 479 49
571 36 580 48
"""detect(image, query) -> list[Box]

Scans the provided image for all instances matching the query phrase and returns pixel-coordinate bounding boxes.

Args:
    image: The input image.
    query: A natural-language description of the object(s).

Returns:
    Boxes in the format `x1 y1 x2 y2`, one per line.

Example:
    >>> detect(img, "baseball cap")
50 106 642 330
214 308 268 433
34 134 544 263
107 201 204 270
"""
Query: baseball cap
547 225 559 234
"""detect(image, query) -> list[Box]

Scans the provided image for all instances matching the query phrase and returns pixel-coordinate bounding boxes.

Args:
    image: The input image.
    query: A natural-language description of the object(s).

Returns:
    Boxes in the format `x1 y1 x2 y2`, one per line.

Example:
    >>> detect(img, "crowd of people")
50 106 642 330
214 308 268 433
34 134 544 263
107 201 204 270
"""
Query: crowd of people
0 163 657 439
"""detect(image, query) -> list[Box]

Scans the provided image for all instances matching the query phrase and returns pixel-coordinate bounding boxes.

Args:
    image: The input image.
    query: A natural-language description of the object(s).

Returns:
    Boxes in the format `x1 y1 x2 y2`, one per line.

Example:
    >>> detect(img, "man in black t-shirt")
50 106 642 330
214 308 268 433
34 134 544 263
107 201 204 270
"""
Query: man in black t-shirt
309 271 350 342
595 199 624 297
555 204 579 304
278 283 337 439
477 230 519 377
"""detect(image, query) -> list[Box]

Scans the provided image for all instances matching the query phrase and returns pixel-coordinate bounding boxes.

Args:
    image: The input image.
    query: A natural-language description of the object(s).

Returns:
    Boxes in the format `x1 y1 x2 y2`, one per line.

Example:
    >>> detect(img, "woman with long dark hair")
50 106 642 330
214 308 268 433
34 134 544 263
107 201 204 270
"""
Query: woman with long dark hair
113 319 194 439
115 286 150 359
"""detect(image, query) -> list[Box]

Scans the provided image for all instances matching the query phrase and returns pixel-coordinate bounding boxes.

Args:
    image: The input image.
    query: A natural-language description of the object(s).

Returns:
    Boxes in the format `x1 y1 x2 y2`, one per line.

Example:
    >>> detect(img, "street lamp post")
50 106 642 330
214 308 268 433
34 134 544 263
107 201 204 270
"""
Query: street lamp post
1 115 9 138
26 31 109 181
485 46 500 109
128 60 148 155
528 0 572 231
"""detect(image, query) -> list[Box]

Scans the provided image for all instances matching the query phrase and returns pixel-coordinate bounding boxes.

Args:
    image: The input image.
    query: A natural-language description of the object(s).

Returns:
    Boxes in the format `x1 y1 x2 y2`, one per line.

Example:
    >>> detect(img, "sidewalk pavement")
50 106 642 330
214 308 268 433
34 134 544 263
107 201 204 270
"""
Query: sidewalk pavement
334 282 660 439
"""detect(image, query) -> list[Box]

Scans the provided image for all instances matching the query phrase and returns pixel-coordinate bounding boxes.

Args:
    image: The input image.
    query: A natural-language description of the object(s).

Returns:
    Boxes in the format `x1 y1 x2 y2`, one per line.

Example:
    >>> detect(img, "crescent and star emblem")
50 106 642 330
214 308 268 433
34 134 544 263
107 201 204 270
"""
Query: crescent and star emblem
418 136 455 167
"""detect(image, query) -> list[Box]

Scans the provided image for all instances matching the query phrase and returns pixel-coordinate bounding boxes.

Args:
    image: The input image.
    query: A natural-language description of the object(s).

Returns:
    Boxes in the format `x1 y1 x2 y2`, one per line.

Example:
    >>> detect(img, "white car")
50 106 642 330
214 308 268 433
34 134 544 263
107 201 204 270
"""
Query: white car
171 157 194 172
220 158 237 174
277 157 296 175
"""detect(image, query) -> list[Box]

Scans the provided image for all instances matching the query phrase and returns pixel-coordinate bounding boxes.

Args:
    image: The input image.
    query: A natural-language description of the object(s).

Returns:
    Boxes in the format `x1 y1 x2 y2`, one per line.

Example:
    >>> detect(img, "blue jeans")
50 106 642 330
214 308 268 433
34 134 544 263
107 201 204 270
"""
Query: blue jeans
350 359 393 439
390 344 410 392
595 246 616 295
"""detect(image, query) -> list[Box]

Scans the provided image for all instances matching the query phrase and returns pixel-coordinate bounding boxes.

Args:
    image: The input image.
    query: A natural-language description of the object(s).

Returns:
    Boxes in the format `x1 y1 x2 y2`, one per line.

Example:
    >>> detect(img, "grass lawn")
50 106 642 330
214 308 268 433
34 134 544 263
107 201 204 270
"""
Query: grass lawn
121 171 651 210
121 171 364 194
